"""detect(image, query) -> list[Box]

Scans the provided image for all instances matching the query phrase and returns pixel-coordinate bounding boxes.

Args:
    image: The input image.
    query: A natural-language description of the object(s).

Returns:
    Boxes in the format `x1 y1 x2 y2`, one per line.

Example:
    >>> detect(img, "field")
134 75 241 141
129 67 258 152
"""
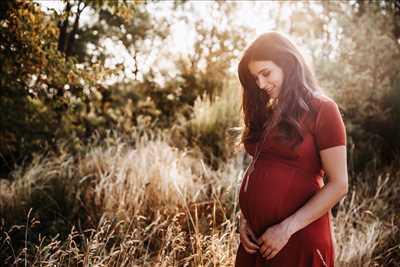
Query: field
1 130 399 266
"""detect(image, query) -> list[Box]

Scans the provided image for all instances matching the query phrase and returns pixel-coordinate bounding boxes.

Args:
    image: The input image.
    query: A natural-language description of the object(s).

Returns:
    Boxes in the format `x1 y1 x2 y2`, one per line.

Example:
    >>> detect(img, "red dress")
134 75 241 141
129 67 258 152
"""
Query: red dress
235 94 346 267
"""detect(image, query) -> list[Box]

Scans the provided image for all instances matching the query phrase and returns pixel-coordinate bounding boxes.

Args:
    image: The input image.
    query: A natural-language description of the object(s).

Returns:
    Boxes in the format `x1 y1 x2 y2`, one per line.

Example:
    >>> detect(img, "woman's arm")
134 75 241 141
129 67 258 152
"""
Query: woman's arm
281 145 348 236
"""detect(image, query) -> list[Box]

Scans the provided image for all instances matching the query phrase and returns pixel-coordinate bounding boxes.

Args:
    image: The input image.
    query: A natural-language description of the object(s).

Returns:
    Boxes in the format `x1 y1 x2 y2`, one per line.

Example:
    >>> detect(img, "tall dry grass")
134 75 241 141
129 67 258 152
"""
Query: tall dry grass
333 165 400 266
1 130 399 266
0 129 245 266
1 82 399 266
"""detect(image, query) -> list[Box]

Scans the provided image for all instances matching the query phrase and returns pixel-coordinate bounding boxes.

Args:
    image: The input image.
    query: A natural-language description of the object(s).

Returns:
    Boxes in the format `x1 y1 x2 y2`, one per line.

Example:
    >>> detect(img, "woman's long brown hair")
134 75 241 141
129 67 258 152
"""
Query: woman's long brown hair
237 31 322 150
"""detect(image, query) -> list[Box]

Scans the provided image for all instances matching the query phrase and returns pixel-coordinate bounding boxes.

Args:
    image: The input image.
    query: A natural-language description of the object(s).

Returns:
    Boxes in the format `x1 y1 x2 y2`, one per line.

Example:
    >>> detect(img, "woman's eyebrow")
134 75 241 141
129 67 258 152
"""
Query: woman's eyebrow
251 67 270 77
249 67 270 78
257 68 270 75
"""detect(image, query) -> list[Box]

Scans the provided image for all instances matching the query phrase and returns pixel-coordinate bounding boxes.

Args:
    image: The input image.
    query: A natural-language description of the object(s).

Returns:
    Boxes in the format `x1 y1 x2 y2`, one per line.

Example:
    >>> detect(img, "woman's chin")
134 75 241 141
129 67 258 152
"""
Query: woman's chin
268 93 278 99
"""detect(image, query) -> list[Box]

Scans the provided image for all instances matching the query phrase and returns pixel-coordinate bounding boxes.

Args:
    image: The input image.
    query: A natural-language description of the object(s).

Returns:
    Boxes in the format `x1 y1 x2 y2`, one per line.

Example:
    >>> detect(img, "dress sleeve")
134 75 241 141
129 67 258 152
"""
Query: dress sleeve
314 100 346 151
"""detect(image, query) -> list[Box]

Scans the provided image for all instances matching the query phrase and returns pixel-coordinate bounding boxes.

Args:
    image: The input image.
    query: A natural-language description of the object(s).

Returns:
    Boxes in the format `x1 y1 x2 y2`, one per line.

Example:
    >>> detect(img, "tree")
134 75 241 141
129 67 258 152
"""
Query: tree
0 0 116 175
317 1 400 169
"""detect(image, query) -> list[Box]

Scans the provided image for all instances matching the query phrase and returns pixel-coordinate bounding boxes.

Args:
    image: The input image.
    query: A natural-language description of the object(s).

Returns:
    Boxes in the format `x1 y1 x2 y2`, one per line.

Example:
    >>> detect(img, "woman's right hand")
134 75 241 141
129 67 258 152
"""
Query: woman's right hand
239 214 260 254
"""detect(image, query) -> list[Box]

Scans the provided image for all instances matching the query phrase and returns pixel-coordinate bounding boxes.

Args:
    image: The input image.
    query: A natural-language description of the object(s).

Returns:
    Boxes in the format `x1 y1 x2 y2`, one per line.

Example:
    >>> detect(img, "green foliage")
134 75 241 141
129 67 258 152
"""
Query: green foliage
322 3 400 170
0 0 83 173
284 1 400 171
0 0 150 175
186 79 241 169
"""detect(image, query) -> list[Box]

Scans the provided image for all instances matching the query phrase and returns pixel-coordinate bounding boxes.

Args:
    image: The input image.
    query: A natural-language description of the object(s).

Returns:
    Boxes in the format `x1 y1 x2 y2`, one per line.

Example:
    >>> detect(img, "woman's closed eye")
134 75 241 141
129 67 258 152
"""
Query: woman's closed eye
262 71 270 77
253 72 270 84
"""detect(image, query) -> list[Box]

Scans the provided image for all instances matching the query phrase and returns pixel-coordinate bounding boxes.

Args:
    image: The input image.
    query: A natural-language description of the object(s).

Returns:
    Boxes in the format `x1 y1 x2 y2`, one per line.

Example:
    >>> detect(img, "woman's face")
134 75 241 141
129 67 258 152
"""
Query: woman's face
247 60 284 99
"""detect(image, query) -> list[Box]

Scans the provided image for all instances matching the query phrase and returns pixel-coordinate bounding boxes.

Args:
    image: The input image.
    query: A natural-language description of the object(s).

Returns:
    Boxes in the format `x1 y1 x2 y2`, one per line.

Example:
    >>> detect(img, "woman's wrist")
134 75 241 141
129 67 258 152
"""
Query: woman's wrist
280 216 298 236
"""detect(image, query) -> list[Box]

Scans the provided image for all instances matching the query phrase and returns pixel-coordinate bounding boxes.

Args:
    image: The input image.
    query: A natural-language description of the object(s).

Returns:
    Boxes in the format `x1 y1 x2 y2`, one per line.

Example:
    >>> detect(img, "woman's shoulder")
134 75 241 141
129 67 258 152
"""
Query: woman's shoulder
303 91 342 132
308 92 346 149
309 91 338 111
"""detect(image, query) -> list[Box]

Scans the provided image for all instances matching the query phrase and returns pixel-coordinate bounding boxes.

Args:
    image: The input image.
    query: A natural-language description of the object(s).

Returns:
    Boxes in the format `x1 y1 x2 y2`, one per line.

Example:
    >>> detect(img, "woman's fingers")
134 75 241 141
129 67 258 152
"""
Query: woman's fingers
259 242 266 254
240 235 257 253
244 235 259 250
259 240 271 255
245 228 260 249
247 227 258 244
243 244 257 254
260 241 278 259
266 249 279 260
239 219 260 254
262 246 274 258
241 233 258 251
240 229 259 253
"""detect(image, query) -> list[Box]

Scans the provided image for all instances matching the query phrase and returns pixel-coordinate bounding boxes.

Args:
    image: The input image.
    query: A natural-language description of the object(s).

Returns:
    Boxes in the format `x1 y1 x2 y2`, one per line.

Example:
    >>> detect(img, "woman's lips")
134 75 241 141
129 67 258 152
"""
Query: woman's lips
264 86 274 95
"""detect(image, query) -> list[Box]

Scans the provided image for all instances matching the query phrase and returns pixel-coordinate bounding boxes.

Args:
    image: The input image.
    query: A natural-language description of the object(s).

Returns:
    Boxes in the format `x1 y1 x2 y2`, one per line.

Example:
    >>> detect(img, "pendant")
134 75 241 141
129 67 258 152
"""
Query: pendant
266 97 278 111
243 159 255 192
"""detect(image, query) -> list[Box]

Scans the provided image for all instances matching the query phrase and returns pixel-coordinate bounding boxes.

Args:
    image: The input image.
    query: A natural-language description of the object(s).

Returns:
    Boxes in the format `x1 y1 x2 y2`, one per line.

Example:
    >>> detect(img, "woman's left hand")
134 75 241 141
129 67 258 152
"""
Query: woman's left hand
257 222 293 260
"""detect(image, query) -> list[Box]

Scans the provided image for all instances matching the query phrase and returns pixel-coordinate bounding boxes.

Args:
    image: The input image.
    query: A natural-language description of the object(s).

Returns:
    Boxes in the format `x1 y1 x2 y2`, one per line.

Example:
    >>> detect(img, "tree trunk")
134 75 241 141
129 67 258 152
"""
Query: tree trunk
58 1 71 53
65 0 86 58
392 0 400 41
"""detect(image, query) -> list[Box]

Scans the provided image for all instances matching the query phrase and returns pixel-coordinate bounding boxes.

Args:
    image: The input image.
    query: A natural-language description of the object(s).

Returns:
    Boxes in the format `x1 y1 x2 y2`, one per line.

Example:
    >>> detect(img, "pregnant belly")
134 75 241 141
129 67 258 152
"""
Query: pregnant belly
239 160 322 236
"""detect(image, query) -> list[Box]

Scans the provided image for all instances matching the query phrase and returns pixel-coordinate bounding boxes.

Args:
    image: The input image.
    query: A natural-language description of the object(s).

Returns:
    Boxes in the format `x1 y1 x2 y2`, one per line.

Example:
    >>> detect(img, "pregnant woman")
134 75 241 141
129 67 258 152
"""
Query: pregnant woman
234 32 348 267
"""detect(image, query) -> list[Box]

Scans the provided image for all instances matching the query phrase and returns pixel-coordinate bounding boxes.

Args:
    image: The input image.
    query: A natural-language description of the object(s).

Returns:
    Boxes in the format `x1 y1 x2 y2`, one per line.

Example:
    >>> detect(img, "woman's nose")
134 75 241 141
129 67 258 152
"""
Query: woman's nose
258 78 268 89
